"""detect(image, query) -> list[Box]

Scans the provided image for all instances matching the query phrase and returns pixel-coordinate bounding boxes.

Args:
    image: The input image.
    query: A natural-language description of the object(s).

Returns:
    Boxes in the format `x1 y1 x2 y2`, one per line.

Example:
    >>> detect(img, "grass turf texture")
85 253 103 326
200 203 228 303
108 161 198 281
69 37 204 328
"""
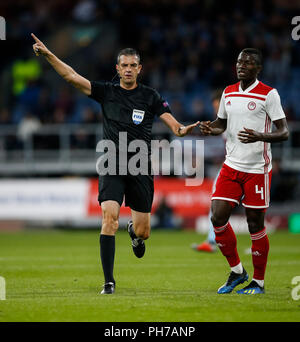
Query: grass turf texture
0 229 299 322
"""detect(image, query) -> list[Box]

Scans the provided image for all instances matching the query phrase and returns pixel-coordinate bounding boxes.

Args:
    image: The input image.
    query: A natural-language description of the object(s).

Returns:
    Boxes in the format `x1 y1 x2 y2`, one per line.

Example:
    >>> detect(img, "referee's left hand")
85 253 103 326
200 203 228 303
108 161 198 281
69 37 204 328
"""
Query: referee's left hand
179 121 200 137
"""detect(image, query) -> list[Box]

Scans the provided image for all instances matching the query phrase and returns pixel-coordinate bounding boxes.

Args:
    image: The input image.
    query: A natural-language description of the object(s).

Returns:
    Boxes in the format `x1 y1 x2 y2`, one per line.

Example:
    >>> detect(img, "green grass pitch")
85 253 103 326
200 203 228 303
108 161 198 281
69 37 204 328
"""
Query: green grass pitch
0 229 299 322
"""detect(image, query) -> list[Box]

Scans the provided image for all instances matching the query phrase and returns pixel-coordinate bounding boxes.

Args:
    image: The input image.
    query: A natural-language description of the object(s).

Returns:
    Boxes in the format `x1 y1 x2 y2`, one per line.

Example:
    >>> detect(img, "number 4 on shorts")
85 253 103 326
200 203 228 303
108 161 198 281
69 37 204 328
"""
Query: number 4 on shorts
255 185 264 200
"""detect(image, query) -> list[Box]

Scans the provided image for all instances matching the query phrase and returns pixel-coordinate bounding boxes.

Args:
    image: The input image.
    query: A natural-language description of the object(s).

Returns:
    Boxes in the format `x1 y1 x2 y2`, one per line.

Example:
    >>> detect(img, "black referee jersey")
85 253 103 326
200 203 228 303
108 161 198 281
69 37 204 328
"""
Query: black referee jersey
88 81 172 160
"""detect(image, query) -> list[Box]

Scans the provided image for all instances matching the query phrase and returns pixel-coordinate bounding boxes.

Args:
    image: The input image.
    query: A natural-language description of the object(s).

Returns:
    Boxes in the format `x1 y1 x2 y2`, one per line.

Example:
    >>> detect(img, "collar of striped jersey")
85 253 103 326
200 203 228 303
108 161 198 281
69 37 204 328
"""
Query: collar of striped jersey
238 79 259 93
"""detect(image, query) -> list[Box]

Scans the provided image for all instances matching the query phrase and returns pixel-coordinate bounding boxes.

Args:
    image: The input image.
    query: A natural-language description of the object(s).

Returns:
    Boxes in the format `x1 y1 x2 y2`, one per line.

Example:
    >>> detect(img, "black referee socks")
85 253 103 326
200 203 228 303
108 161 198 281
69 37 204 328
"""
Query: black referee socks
100 234 116 285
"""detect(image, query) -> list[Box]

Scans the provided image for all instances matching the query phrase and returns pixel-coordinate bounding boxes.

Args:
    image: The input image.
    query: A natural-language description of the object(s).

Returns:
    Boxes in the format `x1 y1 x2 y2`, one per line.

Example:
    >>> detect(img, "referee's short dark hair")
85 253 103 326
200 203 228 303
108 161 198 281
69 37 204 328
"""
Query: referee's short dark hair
117 48 141 64
241 48 262 66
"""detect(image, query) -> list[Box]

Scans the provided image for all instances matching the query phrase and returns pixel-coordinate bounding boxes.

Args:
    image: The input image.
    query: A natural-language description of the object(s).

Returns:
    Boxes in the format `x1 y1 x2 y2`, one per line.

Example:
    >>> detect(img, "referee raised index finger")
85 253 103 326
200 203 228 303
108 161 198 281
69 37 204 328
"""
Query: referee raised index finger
31 33 41 43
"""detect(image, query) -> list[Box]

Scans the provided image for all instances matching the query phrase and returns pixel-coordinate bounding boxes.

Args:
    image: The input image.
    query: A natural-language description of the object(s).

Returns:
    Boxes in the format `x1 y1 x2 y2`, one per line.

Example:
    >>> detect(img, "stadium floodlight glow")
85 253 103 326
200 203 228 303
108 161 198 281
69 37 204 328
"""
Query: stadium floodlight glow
0 17 6 40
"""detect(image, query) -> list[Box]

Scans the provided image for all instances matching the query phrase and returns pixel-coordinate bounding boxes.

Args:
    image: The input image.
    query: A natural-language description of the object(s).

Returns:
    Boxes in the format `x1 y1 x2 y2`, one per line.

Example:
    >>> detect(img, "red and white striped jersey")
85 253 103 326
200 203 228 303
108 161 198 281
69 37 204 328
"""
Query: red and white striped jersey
217 79 286 174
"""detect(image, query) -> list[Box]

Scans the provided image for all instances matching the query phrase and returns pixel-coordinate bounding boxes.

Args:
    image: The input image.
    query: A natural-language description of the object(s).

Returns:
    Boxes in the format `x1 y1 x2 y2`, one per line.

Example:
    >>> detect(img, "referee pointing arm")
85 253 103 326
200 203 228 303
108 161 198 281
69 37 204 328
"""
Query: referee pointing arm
32 33 199 294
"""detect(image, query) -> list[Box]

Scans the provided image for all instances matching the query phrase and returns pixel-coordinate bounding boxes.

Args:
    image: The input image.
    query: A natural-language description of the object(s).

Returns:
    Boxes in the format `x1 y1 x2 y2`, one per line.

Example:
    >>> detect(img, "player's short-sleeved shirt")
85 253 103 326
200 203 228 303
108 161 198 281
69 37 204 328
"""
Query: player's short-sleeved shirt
217 79 286 174
89 81 171 161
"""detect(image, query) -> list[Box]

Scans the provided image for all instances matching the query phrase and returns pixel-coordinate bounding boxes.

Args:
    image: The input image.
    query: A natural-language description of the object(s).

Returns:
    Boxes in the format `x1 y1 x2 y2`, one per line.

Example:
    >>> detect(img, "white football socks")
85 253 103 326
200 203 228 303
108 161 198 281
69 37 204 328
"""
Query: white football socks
253 278 264 287
231 262 243 274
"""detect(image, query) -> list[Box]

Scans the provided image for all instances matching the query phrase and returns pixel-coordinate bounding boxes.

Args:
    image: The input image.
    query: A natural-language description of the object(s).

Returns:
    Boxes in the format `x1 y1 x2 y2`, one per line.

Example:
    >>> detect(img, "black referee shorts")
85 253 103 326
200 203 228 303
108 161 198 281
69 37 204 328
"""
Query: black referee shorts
98 174 154 213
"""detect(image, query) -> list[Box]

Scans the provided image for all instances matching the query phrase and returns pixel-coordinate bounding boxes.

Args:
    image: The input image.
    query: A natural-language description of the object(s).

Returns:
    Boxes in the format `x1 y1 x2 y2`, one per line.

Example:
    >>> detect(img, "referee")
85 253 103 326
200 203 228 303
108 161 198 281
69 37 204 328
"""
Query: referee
32 33 199 294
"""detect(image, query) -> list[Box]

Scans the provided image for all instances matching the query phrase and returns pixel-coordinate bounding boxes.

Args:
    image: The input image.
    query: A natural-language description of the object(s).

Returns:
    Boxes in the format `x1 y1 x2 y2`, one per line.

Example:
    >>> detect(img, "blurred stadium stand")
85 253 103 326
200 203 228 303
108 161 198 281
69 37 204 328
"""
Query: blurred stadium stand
0 0 300 227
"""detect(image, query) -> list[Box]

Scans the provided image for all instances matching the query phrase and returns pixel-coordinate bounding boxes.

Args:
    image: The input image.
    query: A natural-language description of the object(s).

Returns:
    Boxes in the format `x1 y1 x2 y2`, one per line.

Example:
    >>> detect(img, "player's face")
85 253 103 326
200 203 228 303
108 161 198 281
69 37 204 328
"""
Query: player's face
116 55 142 87
236 52 261 81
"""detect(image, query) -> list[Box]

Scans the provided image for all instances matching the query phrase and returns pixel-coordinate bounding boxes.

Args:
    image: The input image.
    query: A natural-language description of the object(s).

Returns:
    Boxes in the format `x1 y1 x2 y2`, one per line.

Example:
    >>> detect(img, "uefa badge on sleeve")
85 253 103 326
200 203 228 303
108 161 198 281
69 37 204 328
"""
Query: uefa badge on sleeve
132 109 145 125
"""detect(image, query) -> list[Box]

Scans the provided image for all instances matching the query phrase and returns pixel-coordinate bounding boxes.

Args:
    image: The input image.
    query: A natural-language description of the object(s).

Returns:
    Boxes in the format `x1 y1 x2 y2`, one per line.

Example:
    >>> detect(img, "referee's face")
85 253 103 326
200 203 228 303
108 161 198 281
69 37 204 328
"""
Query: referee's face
116 55 142 89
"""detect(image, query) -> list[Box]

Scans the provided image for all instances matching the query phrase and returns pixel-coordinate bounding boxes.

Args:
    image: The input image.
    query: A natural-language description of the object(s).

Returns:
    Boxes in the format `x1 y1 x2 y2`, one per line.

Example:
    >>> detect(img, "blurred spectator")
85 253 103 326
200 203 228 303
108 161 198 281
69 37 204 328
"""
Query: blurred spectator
0 108 11 124
72 0 97 23
185 52 200 88
271 159 299 202
165 68 186 93
11 58 41 96
0 0 299 125
53 108 66 124
71 128 92 149
17 112 41 143
189 97 208 121
210 59 232 89
54 85 74 120
154 197 176 229
81 107 99 124
168 98 186 122
264 47 291 84
34 86 54 124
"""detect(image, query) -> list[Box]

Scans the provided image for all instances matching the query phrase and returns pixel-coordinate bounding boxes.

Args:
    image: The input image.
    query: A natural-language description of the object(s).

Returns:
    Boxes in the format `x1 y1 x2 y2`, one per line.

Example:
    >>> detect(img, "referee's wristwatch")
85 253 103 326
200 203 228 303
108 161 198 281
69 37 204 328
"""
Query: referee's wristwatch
178 126 185 135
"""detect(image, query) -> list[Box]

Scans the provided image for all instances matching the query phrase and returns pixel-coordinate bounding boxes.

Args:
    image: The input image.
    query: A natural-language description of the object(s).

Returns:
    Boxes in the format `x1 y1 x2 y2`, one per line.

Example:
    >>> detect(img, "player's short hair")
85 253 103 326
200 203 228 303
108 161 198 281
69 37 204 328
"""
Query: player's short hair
117 48 141 64
241 48 262 66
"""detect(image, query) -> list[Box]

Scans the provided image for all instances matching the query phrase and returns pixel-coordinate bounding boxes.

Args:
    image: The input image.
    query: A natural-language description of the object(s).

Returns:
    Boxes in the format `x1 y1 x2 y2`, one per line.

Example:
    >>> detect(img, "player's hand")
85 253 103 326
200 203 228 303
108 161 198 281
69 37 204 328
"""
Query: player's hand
199 121 212 135
31 33 51 57
238 127 262 143
179 121 200 136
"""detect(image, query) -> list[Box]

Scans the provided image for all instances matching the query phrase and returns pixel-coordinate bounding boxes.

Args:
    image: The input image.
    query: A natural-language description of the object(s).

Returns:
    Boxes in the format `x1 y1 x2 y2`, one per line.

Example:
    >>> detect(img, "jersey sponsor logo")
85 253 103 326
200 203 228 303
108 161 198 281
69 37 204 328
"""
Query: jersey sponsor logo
247 101 256 110
132 109 145 125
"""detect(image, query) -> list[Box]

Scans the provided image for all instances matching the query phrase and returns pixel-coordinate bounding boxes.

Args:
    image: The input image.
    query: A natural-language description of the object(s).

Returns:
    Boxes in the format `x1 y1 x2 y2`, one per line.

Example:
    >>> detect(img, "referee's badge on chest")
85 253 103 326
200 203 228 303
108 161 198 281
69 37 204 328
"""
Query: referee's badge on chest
132 109 145 125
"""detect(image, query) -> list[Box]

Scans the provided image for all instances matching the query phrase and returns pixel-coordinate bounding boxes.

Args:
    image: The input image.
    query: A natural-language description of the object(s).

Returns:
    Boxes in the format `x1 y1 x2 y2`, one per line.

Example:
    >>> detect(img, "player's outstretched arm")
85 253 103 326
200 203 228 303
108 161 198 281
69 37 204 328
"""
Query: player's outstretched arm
31 33 91 96
159 113 200 137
